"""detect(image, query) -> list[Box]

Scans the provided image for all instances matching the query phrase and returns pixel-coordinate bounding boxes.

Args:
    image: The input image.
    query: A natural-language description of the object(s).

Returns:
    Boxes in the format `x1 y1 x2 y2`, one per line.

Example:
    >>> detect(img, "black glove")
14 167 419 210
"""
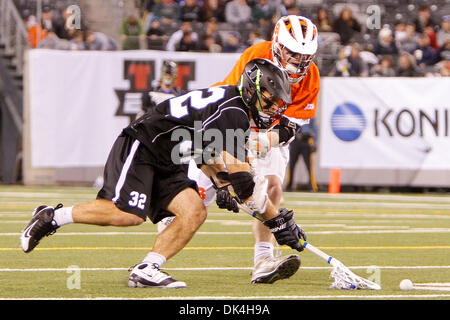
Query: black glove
216 189 239 213
263 208 307 252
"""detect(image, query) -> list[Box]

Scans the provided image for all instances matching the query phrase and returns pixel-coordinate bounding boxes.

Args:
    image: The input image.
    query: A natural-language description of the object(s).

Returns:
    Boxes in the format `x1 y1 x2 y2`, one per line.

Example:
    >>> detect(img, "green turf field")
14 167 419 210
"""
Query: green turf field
0 185 449 300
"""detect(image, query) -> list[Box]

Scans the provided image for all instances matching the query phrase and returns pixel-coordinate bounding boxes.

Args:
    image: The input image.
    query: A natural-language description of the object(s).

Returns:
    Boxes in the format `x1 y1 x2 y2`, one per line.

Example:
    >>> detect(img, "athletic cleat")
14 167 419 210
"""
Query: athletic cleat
157 216 175 234
128 263 186 288
251 254 301 284
20 204 62 253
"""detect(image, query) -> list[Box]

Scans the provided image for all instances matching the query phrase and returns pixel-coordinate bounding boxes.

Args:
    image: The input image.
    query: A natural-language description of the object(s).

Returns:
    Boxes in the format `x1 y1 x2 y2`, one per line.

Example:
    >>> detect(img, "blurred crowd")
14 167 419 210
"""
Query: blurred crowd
24 1 450 77
26 5 118 51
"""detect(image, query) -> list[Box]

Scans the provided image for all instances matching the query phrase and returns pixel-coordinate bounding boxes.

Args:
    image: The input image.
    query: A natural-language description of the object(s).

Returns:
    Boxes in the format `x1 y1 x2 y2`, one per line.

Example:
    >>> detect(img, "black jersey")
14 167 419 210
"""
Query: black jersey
123 85 250 172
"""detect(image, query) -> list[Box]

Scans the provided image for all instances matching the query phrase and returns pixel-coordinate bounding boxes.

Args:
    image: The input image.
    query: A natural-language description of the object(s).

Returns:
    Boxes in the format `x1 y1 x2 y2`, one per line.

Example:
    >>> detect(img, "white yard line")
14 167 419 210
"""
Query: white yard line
1 265 449 272
1 228 449 236
284 192 450 203
2 294 450 300
2 190 450 203
285 200 450 210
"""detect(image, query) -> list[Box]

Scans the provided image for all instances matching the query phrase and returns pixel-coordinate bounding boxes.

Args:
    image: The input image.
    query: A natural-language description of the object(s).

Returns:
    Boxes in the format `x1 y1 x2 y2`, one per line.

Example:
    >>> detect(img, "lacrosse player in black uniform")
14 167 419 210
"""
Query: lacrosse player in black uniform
20 59 307 288
139 60 183 118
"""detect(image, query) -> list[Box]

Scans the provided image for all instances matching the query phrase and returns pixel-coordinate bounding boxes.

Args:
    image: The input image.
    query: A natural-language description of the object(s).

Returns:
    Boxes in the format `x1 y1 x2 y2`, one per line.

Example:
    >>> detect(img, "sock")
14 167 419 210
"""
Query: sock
53 206 74 227
254 242 274 265
143 252 167 268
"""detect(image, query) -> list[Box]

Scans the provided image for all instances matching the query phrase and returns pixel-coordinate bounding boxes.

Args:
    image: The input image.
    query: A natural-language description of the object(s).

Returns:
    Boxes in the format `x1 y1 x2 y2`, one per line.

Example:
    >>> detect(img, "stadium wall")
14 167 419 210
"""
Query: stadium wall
23 49 450 187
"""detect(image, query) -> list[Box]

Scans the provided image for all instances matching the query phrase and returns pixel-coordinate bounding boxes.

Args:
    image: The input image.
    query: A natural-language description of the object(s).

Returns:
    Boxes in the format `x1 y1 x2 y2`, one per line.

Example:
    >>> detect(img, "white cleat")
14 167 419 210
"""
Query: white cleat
128 263 186 288
157 216 175 234
251 254 301 284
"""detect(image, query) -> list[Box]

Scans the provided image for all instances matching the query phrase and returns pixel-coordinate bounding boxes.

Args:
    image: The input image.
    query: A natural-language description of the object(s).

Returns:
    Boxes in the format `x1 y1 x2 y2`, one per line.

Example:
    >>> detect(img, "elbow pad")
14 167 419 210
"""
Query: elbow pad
228 171 255 201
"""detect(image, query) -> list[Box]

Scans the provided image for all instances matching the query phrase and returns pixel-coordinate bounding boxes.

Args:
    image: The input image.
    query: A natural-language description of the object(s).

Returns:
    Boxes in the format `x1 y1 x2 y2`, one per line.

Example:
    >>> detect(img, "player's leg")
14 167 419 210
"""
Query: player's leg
157 160 216 233
129 163 208 289
153 187 206 259
251 146 301 284
20 135 146 253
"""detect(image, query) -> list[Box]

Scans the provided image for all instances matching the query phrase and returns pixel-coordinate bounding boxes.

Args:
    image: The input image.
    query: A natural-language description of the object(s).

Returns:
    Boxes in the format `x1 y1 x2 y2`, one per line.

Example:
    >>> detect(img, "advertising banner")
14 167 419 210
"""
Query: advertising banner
27 49 240 168
320 77 450 169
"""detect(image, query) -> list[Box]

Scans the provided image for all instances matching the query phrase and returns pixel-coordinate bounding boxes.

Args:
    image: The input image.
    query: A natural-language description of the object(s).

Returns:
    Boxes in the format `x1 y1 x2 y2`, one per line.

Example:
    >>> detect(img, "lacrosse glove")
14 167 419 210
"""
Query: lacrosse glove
216 189 239 213
263 208 307 252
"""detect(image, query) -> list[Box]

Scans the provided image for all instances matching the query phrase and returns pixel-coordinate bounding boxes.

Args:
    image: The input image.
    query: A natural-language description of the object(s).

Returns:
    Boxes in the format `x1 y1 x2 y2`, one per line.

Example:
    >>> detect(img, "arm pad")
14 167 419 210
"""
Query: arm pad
228 171 255 201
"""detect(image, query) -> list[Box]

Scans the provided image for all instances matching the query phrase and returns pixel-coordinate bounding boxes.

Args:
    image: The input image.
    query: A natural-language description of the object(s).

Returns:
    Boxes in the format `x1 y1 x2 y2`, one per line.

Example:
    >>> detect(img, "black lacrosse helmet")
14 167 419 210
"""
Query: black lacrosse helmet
161 60 178 84
238 58 292 128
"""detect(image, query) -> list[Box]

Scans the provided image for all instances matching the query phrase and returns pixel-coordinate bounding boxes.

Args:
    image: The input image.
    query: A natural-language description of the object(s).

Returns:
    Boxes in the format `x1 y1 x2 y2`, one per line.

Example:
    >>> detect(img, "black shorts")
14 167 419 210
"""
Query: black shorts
97 134 198 223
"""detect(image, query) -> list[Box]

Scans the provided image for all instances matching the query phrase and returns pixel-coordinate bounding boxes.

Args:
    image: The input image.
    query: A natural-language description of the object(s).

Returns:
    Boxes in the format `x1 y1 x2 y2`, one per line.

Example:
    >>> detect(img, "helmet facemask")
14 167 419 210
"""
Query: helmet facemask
272 15 318 84
273 43 315 84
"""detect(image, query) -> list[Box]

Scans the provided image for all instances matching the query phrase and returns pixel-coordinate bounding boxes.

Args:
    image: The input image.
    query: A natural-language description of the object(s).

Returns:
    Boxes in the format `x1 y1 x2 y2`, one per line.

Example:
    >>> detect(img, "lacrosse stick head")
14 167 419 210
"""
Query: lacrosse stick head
328 259 381 290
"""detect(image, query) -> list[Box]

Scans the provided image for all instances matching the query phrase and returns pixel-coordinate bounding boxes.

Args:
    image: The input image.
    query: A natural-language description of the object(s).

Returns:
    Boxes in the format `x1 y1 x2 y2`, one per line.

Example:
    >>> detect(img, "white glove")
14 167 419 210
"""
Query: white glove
247 132 271 159
242 175 268 214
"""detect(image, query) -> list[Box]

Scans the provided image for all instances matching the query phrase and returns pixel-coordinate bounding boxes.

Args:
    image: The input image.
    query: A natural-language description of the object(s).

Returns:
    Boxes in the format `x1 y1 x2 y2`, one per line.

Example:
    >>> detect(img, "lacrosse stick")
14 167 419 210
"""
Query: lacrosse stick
235 203 381 290
210 151 381 290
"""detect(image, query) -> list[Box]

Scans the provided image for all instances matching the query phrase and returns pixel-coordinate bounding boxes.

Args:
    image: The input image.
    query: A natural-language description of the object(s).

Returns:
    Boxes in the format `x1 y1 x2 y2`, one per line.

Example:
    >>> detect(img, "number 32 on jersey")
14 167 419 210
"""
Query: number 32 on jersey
128 191 147 210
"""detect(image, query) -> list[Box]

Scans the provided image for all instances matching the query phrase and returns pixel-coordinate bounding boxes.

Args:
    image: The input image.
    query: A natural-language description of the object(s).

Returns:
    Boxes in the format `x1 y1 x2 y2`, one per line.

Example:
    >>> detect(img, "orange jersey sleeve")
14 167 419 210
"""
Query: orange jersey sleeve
213 41 320 120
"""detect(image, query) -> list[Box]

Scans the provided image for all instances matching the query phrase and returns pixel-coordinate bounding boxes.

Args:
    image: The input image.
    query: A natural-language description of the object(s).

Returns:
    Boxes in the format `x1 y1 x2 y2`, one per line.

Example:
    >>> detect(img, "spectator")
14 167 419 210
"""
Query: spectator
26 15 46 48
36 28 66 50
143 0 156 13
279 0 300 17
437 40 450 62
397 22 419 53
222 31 246 53
225 0 252 25
372 55 396 77
396 52 423 77
328 47 352 76
394 20 407 44
437 15 450 48
121 15 143 50
200 0 226 23
332 7 361 45
412 33 438 68
252 0 275 27
146 17 169 50
166 20 199 51
153 0 181 27
86 31 118 51
315 7 333 32
198 34 222 52
438 60 450 76
347 43 368 76
414 5 437 34
373 27 399 57
180 0 202 23
176 28 199 51
41 6 54 32
69 30 86 51
198 17 223 48
52 6 75 40
424 25 439 50
247 29 265 47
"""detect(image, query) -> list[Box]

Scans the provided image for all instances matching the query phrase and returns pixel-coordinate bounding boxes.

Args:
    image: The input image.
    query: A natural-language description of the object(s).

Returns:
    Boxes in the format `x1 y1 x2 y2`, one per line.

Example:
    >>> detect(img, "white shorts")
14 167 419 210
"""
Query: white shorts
188 145 290 207
188 160 216 207
253 145 290 183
